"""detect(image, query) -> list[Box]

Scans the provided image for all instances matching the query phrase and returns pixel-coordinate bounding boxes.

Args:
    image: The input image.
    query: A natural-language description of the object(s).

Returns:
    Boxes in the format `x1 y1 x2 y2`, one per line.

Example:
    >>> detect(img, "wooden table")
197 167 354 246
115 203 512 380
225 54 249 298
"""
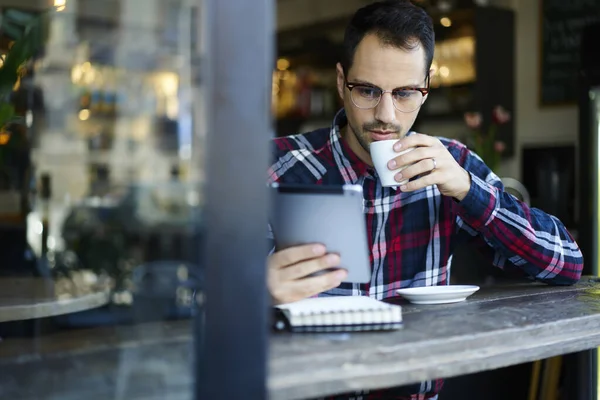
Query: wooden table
270 277 600 399
0 276 111 323
0 278 598 400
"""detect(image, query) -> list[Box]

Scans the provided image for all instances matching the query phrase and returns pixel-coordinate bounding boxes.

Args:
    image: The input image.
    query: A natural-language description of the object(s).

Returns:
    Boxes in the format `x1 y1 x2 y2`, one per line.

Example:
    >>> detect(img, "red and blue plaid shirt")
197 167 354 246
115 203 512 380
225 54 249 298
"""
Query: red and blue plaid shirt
267 109 584 399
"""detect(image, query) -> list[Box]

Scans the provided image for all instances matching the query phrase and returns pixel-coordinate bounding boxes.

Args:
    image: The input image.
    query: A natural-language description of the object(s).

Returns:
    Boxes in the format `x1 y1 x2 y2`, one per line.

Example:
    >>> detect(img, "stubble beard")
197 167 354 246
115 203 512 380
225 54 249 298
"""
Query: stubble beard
349 122 371 153
349 121 404 153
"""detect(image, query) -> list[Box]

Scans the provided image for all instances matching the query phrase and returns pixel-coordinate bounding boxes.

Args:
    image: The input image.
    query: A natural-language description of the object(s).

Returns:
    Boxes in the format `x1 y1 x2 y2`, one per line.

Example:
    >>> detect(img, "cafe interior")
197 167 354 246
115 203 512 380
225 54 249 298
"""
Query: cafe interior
0 0 599 399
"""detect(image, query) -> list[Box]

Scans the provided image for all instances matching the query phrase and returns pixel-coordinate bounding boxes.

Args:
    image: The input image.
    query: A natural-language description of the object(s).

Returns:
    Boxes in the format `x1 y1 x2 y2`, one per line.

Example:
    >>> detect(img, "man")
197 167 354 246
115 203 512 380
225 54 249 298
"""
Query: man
267 1 584 399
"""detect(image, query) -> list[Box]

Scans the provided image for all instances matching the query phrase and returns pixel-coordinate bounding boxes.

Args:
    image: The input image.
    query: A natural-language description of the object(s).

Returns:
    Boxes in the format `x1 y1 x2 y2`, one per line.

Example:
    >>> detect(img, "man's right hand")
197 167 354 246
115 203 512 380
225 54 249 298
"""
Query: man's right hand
268 244 348 305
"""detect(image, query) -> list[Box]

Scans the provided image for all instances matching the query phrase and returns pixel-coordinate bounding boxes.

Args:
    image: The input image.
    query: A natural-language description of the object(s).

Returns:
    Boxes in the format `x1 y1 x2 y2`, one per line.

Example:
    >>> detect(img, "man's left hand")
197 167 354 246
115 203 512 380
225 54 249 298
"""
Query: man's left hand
387 133 471 201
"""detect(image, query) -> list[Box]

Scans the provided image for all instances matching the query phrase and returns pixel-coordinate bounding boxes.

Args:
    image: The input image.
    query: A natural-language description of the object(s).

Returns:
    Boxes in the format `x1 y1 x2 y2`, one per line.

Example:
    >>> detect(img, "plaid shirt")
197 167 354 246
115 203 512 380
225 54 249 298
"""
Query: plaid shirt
267 109 584 399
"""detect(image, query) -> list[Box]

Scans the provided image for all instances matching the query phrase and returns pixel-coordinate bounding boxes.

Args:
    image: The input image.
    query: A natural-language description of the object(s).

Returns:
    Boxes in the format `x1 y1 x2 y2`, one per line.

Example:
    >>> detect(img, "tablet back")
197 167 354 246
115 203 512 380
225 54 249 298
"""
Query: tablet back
270 184 371 283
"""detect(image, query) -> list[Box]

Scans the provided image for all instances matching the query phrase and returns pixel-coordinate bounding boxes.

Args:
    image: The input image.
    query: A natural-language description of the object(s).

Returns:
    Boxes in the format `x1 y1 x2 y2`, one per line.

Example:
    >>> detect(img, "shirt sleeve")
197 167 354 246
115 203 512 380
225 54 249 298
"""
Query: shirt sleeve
450 142 584 285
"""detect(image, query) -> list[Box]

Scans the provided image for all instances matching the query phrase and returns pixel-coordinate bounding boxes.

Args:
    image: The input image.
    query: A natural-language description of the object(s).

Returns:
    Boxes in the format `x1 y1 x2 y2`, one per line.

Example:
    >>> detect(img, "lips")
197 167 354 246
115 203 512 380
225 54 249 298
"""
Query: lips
369 131 397 141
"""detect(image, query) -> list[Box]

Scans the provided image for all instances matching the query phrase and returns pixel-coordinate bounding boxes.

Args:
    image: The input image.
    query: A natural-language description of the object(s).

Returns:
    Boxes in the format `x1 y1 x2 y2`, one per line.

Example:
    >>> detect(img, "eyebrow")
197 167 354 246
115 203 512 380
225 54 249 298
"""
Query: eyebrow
349 78 424 88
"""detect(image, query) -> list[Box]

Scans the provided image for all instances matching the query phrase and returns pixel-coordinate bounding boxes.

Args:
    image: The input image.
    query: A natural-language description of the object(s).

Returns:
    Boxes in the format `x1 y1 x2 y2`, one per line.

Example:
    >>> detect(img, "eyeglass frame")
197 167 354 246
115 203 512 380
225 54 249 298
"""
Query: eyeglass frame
344 75 430 113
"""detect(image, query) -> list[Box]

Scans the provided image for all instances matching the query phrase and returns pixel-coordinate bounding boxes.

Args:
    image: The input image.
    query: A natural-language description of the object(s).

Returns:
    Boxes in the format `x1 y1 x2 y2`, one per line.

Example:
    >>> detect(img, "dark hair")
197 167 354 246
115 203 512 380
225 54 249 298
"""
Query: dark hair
341 0 435 76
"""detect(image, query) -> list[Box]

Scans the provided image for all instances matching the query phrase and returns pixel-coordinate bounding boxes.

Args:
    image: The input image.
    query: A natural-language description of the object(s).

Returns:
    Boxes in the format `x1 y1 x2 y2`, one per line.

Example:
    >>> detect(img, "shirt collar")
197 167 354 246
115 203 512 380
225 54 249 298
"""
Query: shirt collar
328 108 409 191
328 108 372 185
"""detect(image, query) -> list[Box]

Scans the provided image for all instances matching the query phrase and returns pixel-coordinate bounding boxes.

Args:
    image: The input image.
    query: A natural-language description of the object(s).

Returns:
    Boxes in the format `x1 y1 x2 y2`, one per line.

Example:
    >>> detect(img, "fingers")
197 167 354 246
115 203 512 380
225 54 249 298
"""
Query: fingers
290 269 348 298
394 158 438 183
268 245 348 304
399 170 438 192
279 253 341 281
269 243 326 270
386 133 470 198
273 269 348 304
393 132 439 151
387 146 433 171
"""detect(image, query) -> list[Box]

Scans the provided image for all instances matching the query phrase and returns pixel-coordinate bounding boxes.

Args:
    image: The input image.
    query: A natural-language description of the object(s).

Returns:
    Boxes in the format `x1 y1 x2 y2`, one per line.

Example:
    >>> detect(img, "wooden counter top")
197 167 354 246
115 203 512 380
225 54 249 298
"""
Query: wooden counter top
0 278 599 400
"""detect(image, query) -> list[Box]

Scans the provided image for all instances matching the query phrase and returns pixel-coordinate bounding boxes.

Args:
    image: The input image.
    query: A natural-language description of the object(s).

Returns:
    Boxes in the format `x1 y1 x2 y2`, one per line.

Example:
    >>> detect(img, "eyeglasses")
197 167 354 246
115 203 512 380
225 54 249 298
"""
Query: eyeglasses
345 76 430 113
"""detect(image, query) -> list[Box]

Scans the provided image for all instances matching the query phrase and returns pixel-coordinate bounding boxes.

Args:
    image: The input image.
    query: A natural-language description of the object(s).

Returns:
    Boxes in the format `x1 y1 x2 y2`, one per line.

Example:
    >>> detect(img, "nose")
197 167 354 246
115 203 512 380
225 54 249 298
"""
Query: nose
374 92 397 125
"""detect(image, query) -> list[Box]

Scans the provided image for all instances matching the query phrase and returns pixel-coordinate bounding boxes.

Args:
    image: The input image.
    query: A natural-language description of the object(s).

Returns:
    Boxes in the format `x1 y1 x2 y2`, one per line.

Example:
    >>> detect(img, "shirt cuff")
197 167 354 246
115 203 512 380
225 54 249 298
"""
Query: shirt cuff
455 172 499 229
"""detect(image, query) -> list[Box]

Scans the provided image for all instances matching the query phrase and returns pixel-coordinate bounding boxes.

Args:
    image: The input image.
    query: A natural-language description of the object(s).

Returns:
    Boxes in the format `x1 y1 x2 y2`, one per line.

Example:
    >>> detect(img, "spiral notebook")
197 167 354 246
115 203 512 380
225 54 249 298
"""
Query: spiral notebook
273 296 403 333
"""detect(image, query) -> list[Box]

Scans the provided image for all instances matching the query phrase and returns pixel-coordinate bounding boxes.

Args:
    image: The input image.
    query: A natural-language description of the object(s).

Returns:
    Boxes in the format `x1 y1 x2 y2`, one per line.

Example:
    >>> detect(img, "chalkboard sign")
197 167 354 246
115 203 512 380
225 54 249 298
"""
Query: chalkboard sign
540 0 600 105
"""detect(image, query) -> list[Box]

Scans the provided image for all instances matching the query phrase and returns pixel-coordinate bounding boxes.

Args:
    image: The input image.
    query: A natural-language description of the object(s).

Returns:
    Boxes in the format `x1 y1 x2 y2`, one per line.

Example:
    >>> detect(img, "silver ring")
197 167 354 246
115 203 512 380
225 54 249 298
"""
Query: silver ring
431 158 437 171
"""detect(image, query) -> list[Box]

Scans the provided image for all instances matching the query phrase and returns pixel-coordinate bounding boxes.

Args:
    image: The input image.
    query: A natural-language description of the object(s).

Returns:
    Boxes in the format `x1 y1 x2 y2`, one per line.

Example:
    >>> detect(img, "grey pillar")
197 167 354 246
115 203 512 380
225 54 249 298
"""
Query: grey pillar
196 0 274 399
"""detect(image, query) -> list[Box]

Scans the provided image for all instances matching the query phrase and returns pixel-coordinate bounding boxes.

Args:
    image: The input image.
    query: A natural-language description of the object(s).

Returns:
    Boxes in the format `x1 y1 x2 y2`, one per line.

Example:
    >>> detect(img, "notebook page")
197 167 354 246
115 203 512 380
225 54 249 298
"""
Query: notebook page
276 296 394 316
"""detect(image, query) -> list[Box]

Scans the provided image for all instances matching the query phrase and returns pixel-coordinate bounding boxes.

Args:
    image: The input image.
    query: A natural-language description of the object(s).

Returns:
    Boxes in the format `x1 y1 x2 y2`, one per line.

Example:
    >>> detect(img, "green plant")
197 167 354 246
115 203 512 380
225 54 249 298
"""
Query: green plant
0 8 48 167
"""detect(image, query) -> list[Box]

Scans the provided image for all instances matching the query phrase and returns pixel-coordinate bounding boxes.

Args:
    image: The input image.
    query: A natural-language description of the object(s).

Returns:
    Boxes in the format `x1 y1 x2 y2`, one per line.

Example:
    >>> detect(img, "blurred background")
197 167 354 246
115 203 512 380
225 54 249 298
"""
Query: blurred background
0 0 597 399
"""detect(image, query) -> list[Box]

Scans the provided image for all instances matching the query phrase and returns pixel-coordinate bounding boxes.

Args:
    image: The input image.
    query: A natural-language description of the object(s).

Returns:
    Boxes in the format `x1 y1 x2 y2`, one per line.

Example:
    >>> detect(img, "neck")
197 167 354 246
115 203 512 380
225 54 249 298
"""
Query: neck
341 126 373 166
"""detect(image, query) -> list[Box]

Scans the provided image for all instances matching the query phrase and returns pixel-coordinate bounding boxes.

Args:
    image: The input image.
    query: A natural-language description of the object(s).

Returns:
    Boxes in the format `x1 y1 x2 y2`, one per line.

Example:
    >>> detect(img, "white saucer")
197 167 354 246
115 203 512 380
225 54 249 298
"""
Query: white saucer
396 285 480 305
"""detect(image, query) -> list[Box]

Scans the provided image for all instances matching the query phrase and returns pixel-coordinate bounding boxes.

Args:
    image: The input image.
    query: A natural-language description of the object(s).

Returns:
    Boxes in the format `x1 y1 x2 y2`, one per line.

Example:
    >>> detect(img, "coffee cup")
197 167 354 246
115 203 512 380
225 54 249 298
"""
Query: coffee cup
369 140 415 187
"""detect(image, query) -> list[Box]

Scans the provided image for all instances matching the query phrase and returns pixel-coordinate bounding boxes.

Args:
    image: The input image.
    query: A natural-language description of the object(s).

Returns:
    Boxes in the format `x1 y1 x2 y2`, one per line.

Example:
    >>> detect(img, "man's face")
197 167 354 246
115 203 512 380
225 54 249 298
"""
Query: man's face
336 33 430 164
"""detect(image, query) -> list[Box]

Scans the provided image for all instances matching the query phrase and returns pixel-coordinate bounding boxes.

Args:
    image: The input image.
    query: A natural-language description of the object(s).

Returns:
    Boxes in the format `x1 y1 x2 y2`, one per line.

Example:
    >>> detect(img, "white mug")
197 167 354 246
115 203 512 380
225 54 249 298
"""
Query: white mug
369 140 415 187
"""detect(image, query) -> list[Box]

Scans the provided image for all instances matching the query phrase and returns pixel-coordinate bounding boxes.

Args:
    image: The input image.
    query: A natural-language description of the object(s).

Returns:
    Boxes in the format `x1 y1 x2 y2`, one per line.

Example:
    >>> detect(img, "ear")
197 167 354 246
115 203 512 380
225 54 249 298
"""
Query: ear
336 63 345 100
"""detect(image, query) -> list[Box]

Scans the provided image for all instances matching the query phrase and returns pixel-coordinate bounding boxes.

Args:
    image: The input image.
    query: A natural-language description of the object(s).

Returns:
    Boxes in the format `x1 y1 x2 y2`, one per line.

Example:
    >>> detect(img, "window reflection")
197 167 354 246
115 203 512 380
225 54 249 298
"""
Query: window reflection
0 1 203 399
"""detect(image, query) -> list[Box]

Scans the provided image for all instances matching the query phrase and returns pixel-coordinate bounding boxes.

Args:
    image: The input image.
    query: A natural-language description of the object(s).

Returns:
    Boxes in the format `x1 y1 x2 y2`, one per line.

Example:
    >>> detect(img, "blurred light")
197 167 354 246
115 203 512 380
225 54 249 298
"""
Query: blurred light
179 144 192 160
280 70 291 80
158 73 179 96
113 291 133 305
54 0 66 11
440 17 452 27
83 68 96 85
71 65 82 83
0 132 9 145
79 109 90 120
82 271 98 285
177 265 189 281
437 0 451 12
35 221 43 235
166 99 179 119
277 58 290 71
47 236 56 250
121 291 133 305
187 190 200 207
439 66 450 78
26 110 33 127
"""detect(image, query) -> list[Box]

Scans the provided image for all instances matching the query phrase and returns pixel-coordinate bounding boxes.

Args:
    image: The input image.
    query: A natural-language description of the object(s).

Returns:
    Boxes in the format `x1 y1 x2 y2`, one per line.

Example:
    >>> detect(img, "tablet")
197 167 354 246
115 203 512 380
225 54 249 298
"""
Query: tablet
269 183 371 283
